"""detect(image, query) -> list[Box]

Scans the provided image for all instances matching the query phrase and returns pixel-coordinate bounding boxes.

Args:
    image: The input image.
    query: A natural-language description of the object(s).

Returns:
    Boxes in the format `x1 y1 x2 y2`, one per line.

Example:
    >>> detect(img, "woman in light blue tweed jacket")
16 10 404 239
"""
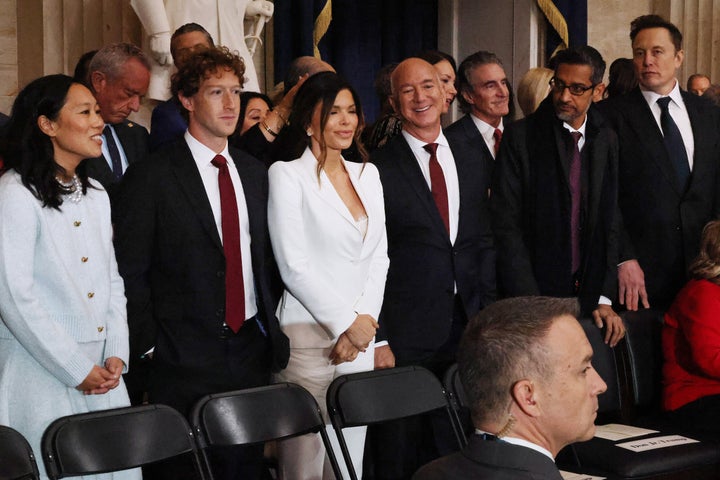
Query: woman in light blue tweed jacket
0 75 138 479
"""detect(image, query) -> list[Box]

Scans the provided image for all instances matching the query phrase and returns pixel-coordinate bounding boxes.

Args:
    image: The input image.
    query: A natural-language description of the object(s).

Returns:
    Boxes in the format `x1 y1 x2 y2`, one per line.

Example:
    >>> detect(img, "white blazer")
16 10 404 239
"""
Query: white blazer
268 147 389 348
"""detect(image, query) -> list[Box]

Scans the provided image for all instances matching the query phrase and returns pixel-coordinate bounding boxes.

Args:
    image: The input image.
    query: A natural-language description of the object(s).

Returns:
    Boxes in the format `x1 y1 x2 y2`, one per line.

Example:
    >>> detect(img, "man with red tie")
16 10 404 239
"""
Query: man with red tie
113 45 288 480
445 50 510 181
368 57 496 479
491 46 624 348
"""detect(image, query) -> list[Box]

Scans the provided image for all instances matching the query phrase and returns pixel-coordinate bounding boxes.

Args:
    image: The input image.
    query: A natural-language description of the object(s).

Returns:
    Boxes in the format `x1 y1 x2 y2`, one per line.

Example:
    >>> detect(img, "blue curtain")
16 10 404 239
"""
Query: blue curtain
545 0 587 59
274 0 438 122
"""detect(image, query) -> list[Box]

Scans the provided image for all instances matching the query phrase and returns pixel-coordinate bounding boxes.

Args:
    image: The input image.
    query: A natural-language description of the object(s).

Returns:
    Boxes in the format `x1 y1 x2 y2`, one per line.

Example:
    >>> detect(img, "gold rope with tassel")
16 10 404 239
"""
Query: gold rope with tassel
313 0 332 59
536 0 570 57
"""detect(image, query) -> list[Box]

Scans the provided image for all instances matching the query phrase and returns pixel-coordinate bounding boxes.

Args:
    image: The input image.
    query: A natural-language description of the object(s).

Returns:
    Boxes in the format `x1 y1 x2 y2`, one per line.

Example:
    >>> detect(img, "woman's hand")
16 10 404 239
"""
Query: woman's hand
76 357 124 395
344 314 379 351
329 333 361 365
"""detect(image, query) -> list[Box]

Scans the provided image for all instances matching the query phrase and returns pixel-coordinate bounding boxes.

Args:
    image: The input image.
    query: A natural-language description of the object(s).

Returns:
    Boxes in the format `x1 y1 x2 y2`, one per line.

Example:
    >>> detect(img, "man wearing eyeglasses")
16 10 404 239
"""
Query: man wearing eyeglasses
492 45 625 347
601 15 720 312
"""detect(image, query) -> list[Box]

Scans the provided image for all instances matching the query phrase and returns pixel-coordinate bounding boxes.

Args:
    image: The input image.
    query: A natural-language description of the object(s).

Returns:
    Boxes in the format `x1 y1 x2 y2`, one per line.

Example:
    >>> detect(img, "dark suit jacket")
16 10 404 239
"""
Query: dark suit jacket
492 98 620 315
113 138 289 387
444 113 496 190
371 133 495 363
149 98 187 153
602 88 720 309
85 119 148 199
413 435 563 480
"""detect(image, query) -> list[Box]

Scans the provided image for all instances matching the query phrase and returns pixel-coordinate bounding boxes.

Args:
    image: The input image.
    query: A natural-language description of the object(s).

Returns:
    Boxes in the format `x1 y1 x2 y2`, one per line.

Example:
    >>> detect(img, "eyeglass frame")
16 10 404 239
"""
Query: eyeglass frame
548 77 598 96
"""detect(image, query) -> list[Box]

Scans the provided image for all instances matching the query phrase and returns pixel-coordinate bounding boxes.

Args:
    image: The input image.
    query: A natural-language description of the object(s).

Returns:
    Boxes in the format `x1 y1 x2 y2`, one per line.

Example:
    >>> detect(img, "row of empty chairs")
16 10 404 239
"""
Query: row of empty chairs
1 366 461 480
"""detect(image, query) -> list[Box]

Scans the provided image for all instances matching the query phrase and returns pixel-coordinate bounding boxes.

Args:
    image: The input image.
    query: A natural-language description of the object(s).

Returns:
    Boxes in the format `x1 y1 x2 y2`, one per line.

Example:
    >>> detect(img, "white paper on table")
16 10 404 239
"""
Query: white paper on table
616 435 699 452
594 423 658 441
560 470 606 480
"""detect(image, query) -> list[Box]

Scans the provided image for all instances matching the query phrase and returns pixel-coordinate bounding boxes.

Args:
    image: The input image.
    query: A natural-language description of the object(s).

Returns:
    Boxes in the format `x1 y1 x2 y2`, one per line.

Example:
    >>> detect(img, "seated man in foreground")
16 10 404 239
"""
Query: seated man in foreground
414 296 607 479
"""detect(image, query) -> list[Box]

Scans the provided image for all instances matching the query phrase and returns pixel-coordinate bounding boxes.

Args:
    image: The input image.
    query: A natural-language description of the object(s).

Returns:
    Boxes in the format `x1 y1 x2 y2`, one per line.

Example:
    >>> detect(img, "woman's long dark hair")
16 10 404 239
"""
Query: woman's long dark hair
273 71 368 174
0 74 91 209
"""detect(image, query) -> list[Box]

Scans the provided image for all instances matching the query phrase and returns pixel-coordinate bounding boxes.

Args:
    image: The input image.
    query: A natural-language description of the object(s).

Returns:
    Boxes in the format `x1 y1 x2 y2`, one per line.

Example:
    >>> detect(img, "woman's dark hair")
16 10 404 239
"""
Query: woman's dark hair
239 91 273 124
0 74 91 209
605 58 638 99
689 220 720 283
275 71 368 175
416 50 457 73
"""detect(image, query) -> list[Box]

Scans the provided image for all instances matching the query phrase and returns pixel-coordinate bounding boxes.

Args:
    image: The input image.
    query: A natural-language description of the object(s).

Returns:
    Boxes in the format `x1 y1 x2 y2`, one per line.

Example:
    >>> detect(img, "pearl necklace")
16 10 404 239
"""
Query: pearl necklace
56 175 83 204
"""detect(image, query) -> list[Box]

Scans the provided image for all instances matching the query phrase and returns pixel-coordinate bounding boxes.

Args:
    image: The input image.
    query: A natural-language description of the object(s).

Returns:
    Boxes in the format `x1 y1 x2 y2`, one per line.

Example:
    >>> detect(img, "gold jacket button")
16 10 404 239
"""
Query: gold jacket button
81 257 88 263
97 326 104 332
73 221 81 227
87 292 94 298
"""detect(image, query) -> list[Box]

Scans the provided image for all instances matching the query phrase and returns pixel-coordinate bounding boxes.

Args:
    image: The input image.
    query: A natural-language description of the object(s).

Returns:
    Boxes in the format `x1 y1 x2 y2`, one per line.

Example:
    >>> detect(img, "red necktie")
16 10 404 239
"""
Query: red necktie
424 143 449 234
493 128 502 156
569 131 582 275
211 154 245 332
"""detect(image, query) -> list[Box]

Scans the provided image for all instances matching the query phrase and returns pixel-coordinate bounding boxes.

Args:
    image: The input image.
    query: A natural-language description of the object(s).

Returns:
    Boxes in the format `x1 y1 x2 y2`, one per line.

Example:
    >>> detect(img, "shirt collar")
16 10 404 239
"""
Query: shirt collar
640 78 683 108
402 129 449 152
474 430 554 461
562 115 587 136
184 130 231 168
471 114 504 142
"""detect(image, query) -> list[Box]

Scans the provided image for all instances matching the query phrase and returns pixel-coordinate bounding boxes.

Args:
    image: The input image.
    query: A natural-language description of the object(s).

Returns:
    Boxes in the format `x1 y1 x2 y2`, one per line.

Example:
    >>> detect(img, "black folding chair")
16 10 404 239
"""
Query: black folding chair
327 366 463 480
0 425 40 480
41 404 205 479
442 363 474 447
190 382 343 480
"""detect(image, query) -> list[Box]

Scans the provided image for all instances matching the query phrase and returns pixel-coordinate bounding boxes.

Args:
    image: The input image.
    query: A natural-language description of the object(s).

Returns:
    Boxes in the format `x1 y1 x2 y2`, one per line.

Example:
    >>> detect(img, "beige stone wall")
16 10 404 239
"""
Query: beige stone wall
588 0 652 82
0 0 17 115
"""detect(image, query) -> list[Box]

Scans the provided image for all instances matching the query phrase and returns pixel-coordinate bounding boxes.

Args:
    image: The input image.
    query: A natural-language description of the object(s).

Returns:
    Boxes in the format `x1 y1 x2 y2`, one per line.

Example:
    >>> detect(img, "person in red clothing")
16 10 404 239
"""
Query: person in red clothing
663 219 720 435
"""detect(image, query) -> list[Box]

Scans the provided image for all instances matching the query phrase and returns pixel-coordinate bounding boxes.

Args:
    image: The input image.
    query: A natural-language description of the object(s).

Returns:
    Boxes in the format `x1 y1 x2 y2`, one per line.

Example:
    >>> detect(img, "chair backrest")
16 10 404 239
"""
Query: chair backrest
190 382 342 478
327 366 462 480
0 425 40 480
620 309 665 412
578 318 624 419
442 363 472 446
41 404 204 480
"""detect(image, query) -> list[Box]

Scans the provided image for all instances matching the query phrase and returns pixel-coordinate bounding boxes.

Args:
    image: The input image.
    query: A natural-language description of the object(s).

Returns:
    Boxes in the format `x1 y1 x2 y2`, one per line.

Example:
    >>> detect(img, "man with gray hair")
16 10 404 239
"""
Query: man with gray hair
414 296 607 479
85 42 151 197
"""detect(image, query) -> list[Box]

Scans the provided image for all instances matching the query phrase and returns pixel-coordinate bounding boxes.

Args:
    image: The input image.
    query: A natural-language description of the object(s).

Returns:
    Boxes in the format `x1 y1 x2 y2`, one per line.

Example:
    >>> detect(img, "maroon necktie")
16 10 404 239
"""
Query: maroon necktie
424 143 449 233
211 154 245 332
569 131 583 274
493 128 502 156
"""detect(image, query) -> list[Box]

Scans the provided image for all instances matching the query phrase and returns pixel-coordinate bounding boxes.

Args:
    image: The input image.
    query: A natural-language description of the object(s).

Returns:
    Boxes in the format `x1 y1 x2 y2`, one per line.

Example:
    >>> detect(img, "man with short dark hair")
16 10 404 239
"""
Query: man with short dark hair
86 42 150 196
603 14 720 311
414 296 607 479
114 45 289 480
492 45 625 347
446 51 509 173
687 73 711 96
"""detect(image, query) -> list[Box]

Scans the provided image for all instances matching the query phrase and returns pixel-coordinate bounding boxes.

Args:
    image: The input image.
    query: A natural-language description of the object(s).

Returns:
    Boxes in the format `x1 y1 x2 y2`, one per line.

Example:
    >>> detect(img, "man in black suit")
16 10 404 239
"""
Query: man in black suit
445 50 509 181
114 46 289 480
492 46 624 347
86 42 151 198
368 57 495 478
414 297 607 480
602 15 720 311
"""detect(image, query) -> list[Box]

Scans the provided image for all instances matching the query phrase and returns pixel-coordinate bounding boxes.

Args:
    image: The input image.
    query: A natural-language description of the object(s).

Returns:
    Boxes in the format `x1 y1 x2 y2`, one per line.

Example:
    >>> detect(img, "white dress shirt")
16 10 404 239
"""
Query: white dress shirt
101 124 130 173
402 130 460 245
185 131 258 321
470 114 504 159
640 79 694 170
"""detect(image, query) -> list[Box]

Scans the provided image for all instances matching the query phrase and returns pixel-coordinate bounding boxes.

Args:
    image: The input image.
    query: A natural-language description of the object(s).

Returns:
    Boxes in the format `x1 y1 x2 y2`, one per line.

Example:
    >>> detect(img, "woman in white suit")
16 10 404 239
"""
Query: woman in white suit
268 71 389 479
0 75 137 479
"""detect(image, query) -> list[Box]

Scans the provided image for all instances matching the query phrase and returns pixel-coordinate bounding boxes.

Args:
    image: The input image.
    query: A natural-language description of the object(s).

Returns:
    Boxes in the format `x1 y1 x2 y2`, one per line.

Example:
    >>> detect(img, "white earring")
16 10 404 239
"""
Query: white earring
306 129 313 136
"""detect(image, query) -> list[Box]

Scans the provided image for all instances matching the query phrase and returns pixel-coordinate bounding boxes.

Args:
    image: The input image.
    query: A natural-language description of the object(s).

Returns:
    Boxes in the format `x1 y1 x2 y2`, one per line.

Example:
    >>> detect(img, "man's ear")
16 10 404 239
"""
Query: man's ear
90 71 105 93
179 93 194 113
592 83 606 102
511 379 541 418
37 115 57 137
461 89 475 106
388 95 398 115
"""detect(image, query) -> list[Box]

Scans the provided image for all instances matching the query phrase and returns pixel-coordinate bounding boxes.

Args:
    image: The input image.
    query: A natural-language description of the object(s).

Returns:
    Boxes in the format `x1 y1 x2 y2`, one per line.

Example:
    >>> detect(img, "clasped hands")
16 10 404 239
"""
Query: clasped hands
329 314 378 365
76 357 124 395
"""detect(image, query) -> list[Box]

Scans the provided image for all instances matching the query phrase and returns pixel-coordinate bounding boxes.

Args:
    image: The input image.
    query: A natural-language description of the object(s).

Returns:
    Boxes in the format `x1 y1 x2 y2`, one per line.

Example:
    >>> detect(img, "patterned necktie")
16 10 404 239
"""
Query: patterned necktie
424 143 449 234
493 128 503 157
656 96 690 189
569 131 583 275
211 154 245 332
103 125 124 180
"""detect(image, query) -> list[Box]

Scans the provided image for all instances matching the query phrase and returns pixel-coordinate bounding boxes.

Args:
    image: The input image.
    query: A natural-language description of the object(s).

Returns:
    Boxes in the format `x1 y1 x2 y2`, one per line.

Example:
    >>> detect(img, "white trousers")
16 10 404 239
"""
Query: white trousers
275 343 374 480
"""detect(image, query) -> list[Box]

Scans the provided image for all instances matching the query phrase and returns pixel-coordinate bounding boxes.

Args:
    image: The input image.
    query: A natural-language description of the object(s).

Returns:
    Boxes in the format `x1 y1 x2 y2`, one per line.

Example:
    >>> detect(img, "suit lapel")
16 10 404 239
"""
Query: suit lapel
624 89 682 195
171 141 223 252
684 91 712 197
394 137 451 242
584 108 608 239
460 114 494 161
